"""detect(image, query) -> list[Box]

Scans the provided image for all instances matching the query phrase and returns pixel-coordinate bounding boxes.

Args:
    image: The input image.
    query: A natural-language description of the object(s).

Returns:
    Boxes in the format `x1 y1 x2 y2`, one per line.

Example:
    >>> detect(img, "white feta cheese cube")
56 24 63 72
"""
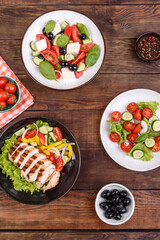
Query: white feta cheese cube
52 22 61 36
67 42 80 55
61 68 75 79
35 38 47 52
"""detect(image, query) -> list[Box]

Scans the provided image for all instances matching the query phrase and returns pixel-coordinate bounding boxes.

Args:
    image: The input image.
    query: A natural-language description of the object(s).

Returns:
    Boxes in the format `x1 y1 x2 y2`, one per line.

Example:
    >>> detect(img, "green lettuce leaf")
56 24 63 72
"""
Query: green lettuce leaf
109 122 130 144
127 143 153 161
138 101 159 115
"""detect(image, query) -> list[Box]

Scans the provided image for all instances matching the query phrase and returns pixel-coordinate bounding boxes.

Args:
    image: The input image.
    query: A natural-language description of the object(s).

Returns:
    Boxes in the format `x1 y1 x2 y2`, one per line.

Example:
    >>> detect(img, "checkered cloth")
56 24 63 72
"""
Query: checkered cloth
0 56 34 129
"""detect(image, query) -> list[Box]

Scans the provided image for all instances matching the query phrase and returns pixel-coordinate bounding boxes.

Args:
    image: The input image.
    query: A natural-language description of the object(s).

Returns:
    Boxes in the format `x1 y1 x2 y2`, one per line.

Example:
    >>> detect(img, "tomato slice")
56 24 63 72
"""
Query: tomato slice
64 25 72 38
51 46 60 56
123 122 136 131
127 133 138 143
48 152 56 163
152 142 160 152
132 123 141 133
36 34 51 49
127 102 138 113
80 43 96 53
38 132 45 145
56 156 63 172
134 109 143 121
74 61 87 79
71 52 86 65
25 129 37 139
110 111 122 122
41 49 59 65
53 127 63 141
154 135 160 143
120 141 132 152
109 132 120 142
71 25 81 43
17 136 22 142
142 108 153 119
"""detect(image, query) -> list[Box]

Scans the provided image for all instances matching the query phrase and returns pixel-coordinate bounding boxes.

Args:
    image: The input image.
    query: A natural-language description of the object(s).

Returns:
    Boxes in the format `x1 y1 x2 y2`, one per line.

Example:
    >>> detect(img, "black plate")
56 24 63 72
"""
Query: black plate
0 117 81 205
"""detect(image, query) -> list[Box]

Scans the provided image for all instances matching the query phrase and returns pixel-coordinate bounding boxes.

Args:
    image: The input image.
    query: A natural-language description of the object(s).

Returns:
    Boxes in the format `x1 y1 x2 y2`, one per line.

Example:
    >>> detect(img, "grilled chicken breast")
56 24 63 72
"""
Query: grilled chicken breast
8 142 60 191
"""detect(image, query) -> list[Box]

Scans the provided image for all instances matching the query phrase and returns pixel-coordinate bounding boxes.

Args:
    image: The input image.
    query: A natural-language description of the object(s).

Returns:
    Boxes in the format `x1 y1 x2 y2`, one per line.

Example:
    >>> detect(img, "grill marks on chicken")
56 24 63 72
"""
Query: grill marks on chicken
8 143 60 191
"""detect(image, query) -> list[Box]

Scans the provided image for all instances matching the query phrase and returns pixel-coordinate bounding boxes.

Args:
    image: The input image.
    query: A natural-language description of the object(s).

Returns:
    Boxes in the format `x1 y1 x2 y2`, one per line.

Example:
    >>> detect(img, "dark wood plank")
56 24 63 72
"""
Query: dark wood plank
0 231 160 240
0 189 159 229
1 5 160 40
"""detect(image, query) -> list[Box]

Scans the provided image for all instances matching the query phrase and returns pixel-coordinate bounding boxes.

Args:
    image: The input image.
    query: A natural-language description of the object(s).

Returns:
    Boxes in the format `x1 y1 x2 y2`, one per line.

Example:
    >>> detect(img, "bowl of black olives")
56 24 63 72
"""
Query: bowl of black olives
95 183 135 225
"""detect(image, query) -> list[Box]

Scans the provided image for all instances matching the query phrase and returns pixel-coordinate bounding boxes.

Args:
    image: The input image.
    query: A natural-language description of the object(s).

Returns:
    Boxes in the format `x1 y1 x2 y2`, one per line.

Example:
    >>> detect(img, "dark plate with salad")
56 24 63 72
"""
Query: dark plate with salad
0 117 81 204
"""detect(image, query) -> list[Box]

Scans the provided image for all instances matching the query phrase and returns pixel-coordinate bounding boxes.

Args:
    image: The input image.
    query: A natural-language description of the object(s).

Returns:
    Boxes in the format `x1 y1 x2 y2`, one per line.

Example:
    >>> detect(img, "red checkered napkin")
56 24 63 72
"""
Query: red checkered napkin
0 56 34 129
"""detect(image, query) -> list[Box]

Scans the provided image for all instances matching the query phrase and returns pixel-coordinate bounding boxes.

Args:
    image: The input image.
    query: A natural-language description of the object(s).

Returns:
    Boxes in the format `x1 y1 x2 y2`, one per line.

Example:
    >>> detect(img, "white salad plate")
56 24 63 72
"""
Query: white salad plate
21 10 105 90
100 89 160 172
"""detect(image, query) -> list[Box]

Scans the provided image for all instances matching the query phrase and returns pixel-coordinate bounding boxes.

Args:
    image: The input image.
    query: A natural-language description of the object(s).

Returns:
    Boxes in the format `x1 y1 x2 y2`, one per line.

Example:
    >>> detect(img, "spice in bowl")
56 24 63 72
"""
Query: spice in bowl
136 33 160 61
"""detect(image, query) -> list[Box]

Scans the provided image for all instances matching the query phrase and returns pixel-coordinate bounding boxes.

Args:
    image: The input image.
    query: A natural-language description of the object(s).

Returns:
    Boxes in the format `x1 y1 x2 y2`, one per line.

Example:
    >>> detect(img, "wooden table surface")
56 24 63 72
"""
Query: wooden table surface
1 0 160 239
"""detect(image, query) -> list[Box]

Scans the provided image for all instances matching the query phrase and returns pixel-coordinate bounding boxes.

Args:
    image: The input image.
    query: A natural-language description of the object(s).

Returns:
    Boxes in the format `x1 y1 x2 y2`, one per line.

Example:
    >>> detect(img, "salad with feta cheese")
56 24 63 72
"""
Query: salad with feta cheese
108 101 160 161
30 20 100 81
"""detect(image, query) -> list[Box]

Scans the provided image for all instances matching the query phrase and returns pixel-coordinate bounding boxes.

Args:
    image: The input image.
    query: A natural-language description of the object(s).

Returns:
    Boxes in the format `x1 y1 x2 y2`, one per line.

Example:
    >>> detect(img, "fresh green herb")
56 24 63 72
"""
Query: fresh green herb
62 138 67 143
77 23 90 39
56 34 69 47
127 143 153 161
136 133 149 143
36 120 49 128
138 101 159 115
45 20 56 34
39 61 56 80
56 63 62 70
85 45 99 67
149 132 160 137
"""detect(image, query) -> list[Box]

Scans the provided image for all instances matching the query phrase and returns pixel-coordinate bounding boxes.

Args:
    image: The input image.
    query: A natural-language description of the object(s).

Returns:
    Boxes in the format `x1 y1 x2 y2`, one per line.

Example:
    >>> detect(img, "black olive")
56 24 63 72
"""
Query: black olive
101 190 111 199
61 61 69 67
109 198 114 205
120 190 128 198
42 27 46 36
69 64 78 71
38 54 45 60
99 202 107 210
114 213 122 220
106 198 110 204
116 202 124 211
60 47 67 55
112 194 120 204
123 197 131 206
111 189 119 196
110 205 116 212
119 207 127 214
80 33 87 40
47 32 53 40
104 211 113 219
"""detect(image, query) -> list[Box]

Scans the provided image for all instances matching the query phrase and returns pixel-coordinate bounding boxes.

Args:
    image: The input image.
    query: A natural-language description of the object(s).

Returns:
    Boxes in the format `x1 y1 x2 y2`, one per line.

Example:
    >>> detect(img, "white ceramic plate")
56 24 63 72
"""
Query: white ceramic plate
100 89 160 172
21 10 105 90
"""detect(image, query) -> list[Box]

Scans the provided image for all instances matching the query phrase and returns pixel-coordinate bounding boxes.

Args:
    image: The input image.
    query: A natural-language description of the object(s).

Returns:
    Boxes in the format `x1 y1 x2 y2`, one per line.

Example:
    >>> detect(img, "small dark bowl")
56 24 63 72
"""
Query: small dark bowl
135 32 160 62
0 117 81 205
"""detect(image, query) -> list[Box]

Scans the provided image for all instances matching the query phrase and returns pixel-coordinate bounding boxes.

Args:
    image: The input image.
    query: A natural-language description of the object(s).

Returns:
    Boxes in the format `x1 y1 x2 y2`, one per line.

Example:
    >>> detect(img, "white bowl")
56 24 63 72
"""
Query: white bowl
21 10 105 90
95 183 135 225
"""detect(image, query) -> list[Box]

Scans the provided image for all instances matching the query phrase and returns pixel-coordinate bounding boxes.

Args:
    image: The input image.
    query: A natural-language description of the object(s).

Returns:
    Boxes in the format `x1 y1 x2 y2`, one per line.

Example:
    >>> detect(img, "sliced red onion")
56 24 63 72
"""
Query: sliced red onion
61 145 68 163
48 147 60 158
22 127 31 139
69 142 75 146
55 70 62 80
33 123 38 135
72 151 76 160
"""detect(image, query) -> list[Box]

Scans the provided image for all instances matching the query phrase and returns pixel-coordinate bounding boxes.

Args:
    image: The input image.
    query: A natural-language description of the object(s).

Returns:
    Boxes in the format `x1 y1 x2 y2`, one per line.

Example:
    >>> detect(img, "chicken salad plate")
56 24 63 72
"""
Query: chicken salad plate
0 117 81 204
100 89 160 172
21 10 105 90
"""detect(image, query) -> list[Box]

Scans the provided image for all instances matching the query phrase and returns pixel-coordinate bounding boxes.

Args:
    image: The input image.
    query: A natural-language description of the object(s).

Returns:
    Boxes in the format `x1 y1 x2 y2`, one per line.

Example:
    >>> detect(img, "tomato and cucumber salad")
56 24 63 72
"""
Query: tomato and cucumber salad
108 101 160 161
30 19 100 81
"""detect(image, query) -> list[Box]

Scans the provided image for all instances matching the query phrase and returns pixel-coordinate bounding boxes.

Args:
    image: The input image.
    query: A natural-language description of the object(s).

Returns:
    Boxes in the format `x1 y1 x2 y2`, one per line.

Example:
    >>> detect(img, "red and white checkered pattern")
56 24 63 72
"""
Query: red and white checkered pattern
0 57 34 129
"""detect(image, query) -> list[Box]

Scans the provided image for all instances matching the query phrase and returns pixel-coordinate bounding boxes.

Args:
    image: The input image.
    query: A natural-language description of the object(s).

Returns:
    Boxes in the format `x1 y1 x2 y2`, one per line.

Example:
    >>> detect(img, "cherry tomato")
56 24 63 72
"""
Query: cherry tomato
127 102 138 113
0 88 4 92
0 90 8 101
41 49 59 65
109 132 120 142
127 133 138 143
36 34 51 49
154 135 160 143
120 141 132 152
0 77 8 87
17 136 22 142
75 71 84 79
80 43 96 53
151 142 160 152
51 46 60 56
132 123 141 133
0 101 6 110
48 152 56 163
123 121 136 131
7 94 17 105
110 111 122 122
134 109 143 121
56 156 63 172
72 52 86 65
4 83 17 94
71 25 81 44
25 129 37 139
142 108 153 119
53 127 63 141
64 25 72 38
38 132 45 145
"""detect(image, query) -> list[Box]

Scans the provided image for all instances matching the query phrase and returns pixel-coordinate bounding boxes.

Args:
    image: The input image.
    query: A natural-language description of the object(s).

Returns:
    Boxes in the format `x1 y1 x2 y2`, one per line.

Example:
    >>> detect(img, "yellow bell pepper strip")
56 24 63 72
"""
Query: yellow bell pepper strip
43 150 50 155
40 141 62 150
21 135 41 146
67 144 73 162
34 135 41 146
56 143 68 150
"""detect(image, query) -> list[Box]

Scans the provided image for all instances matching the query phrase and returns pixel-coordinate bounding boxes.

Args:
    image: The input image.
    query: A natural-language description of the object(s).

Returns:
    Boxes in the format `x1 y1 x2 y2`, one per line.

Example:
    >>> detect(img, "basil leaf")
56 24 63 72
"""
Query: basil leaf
149 132 160 137
39 61 56 80
136 133 149 143
85 45 99 67
45 20 56 34
77 23 90 39
56 34 69 47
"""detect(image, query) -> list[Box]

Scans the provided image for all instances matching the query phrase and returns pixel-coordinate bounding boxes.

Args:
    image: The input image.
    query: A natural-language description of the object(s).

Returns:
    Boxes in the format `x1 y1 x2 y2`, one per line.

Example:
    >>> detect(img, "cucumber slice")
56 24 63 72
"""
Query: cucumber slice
145 138 155 148
131 119 135 123
77 62 85 72
133 150 144 159
32 51 40 57
61 21 69 30
30 142 38 147
58 55 65 61
30 41 37 51
39 125 53 134
69 40 73 43
152 120 160 132
122 112 133 121
49 132 56 142
82 39 92 44
15 127 25 137
65 53 75 61
45 135 48 146
149 115 159 125
33 57 43 66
